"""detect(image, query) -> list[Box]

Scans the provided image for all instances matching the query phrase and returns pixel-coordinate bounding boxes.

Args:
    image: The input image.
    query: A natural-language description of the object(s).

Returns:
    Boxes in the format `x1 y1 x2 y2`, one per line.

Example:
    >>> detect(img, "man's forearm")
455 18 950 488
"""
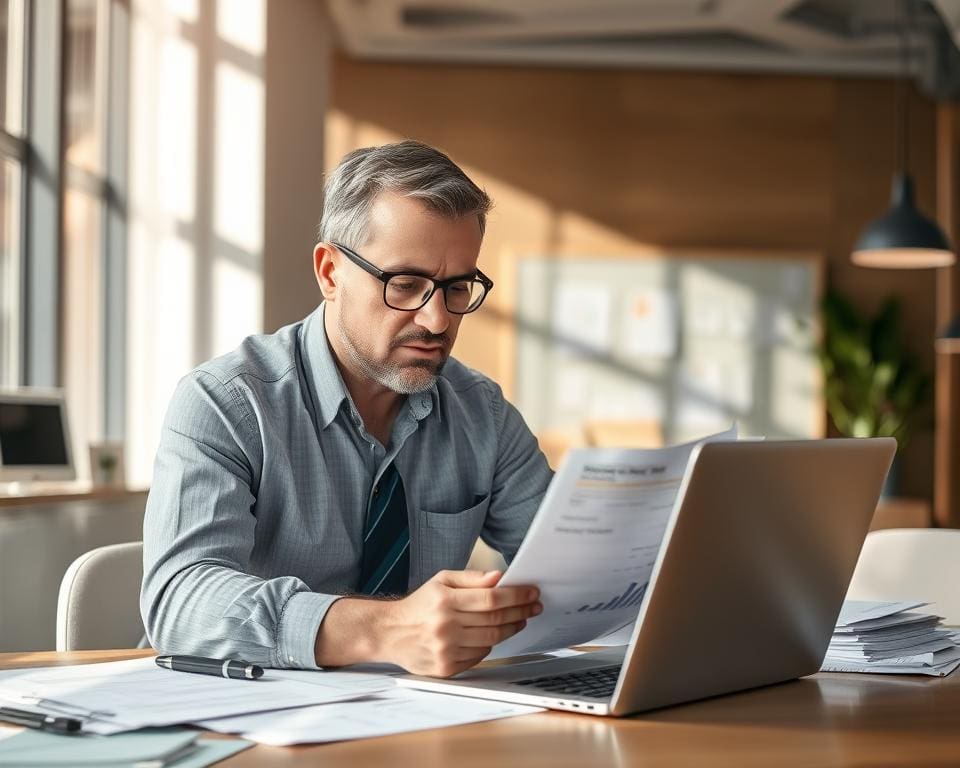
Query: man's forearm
143 560 338 669
313 597 394 667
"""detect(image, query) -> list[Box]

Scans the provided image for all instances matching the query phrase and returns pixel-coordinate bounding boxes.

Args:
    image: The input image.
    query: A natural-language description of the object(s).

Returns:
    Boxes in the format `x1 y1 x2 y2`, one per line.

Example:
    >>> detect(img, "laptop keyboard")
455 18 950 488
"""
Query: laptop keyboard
513 665 621 699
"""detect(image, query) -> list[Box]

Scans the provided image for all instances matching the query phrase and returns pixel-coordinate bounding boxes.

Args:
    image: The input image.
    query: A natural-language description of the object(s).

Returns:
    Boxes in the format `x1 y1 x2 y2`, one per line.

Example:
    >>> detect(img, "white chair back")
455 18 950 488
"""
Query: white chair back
56 541 145 651
846 528 960 625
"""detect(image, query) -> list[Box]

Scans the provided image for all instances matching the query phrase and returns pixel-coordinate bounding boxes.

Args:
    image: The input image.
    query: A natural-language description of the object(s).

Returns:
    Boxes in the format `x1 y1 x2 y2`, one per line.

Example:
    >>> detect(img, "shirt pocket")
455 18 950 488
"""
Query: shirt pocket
413 493 491 585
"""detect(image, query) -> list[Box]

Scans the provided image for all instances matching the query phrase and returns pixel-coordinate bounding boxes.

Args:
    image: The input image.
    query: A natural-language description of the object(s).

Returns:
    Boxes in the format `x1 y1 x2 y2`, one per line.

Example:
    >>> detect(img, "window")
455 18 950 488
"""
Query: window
0 0 26 388
63 0 108 475
0 0 128 479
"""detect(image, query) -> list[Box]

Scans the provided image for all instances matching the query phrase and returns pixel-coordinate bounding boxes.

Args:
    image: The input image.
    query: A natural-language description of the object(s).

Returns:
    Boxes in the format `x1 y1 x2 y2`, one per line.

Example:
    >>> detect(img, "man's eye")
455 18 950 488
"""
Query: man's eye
449 283 470 294
391 281 418 292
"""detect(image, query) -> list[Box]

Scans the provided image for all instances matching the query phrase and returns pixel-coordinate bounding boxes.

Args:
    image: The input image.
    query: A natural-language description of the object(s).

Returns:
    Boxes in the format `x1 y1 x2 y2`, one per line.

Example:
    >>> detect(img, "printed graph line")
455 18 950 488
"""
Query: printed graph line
576 581 648 613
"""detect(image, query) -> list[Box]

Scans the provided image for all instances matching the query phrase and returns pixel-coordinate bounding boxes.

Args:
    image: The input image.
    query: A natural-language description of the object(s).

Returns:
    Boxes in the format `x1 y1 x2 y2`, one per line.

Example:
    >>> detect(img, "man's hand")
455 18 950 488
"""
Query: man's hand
313 570 541 677
380 570 542 677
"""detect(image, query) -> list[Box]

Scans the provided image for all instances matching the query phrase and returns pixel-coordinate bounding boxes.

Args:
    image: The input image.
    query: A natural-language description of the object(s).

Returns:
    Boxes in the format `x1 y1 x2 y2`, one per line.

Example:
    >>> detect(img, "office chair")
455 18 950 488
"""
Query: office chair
846 528 960 625
56 541 148 651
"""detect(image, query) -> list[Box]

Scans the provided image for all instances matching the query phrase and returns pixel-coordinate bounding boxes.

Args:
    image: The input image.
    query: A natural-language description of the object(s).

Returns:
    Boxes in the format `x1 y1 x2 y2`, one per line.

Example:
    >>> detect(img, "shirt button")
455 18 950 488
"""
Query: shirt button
289 655 295 663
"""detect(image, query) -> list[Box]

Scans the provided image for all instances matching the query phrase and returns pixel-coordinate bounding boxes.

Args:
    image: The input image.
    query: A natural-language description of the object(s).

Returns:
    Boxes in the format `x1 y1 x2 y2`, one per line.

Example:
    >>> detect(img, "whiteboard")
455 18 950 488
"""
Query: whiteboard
513 253 823 443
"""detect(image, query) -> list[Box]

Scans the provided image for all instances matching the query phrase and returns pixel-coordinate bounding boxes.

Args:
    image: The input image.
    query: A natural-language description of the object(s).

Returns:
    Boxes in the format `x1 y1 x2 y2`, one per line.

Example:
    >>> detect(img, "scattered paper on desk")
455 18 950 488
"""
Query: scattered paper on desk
198 687 544 746
821 600 960 677
0 657 394 734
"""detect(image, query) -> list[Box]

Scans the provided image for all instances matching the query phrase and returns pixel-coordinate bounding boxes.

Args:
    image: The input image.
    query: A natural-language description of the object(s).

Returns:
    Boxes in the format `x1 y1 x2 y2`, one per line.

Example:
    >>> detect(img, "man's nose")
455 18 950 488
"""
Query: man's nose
413 288 450 335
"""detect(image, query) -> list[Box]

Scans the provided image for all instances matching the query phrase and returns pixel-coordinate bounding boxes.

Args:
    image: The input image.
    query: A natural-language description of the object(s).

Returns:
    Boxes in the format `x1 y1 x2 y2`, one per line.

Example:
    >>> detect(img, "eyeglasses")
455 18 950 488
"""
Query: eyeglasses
332 242 494 315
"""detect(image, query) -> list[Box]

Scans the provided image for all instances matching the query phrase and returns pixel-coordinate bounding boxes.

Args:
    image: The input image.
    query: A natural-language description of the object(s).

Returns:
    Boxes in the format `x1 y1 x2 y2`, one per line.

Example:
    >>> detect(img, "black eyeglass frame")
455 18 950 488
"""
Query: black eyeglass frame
332 242 494 314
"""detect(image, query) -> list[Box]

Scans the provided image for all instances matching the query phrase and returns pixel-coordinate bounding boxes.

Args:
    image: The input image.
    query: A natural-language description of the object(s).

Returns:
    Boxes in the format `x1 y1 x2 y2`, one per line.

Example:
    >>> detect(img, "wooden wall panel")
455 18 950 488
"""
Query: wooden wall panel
935 104 960 527
327 54 938 501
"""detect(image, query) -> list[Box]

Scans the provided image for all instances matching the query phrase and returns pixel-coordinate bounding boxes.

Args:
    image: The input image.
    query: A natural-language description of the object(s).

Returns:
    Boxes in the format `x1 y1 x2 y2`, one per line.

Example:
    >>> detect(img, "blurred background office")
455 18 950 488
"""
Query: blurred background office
2 0 960 651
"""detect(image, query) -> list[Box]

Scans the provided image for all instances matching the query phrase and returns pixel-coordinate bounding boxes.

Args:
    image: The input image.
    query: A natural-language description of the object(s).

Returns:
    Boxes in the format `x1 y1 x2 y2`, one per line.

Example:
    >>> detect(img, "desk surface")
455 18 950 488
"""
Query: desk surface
0 485 148 509
2 650 959 767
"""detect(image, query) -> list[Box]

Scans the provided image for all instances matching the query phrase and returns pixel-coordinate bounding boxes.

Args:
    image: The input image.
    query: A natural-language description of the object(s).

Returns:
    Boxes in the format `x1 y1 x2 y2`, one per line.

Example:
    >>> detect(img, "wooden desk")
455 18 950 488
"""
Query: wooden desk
3 650 960 767
0 485 147 509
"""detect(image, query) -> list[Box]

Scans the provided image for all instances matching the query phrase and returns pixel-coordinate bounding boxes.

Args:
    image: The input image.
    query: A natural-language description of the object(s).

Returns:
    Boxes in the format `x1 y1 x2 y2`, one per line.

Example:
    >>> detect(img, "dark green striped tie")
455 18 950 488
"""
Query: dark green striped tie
359 462 410 596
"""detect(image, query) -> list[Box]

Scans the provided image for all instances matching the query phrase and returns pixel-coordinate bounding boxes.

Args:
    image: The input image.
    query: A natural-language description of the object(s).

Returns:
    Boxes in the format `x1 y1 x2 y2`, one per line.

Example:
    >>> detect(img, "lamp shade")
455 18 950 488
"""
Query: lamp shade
851 174 955 268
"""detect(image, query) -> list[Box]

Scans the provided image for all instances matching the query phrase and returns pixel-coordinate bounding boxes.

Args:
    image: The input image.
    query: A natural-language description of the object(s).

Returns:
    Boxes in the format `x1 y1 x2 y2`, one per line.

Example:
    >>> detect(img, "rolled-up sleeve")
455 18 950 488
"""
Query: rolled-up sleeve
140 372 339 669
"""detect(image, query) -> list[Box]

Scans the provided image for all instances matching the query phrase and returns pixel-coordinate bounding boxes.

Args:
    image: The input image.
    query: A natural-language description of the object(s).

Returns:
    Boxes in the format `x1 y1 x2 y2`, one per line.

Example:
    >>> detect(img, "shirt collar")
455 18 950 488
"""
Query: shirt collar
302 303 440 431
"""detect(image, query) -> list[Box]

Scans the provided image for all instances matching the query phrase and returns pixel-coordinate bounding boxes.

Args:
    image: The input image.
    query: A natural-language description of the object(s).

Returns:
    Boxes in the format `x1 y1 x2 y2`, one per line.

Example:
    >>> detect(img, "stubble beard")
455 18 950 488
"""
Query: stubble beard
337 303 448 395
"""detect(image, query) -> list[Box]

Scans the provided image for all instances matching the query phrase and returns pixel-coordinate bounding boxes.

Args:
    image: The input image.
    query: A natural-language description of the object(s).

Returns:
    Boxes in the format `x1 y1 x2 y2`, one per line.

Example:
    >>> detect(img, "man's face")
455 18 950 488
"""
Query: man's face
333 192 483 394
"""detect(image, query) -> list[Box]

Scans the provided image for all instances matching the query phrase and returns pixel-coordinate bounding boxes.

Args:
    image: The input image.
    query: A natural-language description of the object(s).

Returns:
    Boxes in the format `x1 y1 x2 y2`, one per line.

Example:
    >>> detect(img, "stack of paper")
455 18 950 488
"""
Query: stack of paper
820 600 960 676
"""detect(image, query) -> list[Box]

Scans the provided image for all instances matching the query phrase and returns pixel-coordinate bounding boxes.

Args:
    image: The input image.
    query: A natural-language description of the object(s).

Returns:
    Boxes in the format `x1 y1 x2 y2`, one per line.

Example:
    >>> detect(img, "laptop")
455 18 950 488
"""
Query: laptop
398 438 896 716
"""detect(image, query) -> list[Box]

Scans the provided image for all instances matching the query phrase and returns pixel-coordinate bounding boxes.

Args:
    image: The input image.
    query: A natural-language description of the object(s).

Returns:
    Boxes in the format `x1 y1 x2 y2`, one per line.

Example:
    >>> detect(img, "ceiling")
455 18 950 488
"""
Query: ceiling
327 0 960 97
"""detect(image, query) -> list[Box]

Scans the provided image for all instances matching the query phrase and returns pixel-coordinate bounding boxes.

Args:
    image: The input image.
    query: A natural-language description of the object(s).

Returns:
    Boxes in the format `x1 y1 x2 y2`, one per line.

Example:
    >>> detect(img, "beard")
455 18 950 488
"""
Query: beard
337 301 450 395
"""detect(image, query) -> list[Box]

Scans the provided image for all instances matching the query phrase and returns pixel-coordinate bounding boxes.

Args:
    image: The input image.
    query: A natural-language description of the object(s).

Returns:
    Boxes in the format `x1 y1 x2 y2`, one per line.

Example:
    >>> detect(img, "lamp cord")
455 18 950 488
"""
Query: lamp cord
896 0 912 178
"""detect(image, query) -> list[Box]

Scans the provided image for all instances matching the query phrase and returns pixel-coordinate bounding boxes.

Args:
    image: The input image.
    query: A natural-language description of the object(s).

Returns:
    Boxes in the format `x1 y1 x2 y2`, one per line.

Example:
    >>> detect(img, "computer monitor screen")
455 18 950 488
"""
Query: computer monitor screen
0 390 75 482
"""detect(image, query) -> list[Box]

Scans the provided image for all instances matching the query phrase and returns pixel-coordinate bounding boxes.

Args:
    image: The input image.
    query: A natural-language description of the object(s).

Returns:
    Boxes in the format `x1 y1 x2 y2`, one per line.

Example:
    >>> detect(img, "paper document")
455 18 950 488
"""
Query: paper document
488 426 737 659
0 657 394 735
836 601 927 626
586 622 635 647
199 687 543 745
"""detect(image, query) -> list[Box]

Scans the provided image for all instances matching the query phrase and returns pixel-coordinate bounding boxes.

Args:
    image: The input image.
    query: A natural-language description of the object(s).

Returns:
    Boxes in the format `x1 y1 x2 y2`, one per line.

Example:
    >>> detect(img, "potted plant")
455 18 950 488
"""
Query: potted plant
819 290 931 494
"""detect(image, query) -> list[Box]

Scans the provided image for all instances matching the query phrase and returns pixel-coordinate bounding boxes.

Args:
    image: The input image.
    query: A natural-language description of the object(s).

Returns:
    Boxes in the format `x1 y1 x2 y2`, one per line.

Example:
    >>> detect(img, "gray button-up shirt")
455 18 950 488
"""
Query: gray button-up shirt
140 304 553 669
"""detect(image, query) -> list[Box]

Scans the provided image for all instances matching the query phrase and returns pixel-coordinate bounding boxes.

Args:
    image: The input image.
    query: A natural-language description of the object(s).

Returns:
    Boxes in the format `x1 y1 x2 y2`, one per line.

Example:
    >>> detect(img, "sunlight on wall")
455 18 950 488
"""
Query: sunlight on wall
216 0 265 55
165 0 197 23
213 257 263 358
214 61 264 256
325 111 406 173
63 189 103 480
158 37 197 220
127 0 265 485
127 229 196 485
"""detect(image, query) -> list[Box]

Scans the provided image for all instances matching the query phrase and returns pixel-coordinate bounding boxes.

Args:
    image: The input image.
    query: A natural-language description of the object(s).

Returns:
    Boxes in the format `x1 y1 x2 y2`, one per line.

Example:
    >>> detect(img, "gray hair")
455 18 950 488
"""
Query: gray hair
318 140 492 248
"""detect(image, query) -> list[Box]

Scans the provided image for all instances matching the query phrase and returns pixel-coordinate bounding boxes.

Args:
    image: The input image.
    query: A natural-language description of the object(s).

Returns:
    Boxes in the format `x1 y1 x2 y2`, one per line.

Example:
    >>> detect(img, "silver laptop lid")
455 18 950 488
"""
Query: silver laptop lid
611 437 895 715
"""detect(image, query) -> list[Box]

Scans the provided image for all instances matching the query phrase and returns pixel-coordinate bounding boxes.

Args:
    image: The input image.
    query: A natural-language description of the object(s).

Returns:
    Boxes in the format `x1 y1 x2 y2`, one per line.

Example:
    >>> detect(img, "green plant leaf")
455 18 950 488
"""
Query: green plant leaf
819 289 931 447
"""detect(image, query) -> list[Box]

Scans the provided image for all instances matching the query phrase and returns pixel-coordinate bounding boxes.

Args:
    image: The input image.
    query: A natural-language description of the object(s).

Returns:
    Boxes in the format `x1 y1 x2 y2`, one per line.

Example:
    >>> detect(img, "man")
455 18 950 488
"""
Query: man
141 140 553 677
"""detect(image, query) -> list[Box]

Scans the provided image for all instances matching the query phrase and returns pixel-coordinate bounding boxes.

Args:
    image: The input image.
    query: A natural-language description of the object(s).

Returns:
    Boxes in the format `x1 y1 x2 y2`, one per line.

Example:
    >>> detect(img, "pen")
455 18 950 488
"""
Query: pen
155 654 264 680
0 706 82 734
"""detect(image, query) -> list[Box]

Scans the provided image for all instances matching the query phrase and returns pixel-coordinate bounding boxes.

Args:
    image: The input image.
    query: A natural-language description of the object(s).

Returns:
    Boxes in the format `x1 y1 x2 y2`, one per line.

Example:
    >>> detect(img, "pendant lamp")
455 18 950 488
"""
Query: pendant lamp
851 1 955 269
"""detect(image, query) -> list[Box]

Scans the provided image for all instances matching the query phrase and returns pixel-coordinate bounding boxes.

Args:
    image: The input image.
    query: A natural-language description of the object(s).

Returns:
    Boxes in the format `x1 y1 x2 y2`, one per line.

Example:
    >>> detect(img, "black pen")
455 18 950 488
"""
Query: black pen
0 706 82 735
155 655 264 680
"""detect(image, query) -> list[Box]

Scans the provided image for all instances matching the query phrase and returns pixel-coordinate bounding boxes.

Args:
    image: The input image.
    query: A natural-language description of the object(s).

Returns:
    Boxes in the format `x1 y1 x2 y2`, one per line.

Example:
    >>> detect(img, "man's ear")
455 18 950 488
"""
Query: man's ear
313 242 339 301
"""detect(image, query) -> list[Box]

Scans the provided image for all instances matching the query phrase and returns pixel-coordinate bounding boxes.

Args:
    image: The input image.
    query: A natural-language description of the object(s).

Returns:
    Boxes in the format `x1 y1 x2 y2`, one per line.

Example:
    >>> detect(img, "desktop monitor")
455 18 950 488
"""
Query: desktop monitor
0 389 75 482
